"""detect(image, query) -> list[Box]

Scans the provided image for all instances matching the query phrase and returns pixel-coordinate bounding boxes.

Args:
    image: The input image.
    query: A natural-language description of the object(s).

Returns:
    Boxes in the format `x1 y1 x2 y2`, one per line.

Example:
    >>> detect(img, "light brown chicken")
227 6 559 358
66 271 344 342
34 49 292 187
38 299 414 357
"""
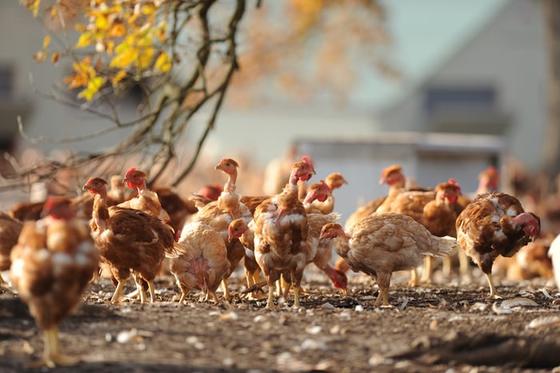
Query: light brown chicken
420 179 463 283
303 173 347 214
0 212 22 285
345 164 406 233
118 168 171 224
319 214 457 306
494 237 554 281
84 177 175 304
172 218 248 303
456 192 540 298
10 197 98 367
190 158 252 300
253 158 315 309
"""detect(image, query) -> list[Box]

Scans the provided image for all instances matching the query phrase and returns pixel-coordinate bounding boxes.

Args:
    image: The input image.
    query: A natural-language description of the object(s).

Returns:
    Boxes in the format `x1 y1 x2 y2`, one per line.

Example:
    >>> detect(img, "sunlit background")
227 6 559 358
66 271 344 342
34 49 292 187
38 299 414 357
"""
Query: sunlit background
0 0 555 222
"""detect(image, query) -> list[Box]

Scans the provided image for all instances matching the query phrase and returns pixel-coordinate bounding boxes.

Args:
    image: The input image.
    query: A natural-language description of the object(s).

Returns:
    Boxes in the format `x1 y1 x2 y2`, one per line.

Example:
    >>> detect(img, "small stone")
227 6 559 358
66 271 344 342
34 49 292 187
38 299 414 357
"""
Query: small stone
306 325 322 335
329 325 341 335
355 305 364 312
220 311 239 321
116 329 138 344
300 338 327 350
368 353 387 366
429 319 438 330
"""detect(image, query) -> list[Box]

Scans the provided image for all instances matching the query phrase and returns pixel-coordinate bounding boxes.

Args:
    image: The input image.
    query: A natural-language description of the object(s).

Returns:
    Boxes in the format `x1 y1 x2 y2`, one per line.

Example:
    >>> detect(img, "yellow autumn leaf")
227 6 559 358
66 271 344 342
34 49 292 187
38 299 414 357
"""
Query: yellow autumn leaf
42 35 51 49
141 3 156 16
137 48 155 70
154 52 172 73
111 70 127 87
23 0 41 17
95 14 109 30
78 76 106 101
76 32 93 48
110 46 137 69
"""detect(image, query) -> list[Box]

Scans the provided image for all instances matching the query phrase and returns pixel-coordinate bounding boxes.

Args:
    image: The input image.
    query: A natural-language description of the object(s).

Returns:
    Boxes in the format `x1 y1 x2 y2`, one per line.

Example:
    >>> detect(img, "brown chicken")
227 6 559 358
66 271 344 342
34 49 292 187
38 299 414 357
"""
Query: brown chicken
345 164 407 233
319 214 457 306
153 186 198 234
303 173 347 214
118 168 171 224
190 158 253 300
421 179 463 283
10 197 98 367
253 158 315 308
84 177 175 303
494 237 554 281
172 218 248 303
456 192 540 298
0 212 22 285
10 201 45 221
190 184 223 210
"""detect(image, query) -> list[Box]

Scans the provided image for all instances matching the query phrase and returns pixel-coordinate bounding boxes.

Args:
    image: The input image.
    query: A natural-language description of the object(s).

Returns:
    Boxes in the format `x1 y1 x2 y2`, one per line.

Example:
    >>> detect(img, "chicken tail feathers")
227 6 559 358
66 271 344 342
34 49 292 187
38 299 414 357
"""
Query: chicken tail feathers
427 235 458 257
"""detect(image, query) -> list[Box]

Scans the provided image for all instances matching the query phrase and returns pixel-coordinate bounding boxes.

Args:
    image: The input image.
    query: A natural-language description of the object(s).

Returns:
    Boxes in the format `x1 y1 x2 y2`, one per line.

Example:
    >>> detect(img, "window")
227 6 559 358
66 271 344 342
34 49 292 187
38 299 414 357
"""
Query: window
424 86 497 114
0 65 14 98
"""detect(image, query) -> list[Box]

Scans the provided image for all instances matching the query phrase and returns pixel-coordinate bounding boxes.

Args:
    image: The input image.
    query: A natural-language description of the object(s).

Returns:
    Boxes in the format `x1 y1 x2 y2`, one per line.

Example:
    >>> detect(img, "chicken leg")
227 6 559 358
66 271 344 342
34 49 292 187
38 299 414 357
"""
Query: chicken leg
374 272 391 307
221 279 231 302
132 274 147 304
408 268 418 287
485 272 501 299
35 327 78 368
111 280 125 304
442 256 452 277
459 250 471 283
421 256 433 284
147 280 156 303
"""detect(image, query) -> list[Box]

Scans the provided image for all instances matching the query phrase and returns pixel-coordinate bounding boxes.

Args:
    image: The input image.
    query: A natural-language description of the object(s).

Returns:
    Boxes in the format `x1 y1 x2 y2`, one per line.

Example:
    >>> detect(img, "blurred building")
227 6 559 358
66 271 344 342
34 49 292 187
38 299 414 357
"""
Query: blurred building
377 0 547 169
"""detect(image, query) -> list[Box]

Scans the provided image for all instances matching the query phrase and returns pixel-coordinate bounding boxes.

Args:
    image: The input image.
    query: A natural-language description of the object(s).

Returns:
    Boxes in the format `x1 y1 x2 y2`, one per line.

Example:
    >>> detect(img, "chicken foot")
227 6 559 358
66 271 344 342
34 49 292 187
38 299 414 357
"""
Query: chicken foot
111 280 125 304
265 271 280 309
485 272 502 299
420 256 433 284
374 272 391 307
442 251 471 283
221 279 231 302
33 327 78 368
132 274 146 304
147 280 156 303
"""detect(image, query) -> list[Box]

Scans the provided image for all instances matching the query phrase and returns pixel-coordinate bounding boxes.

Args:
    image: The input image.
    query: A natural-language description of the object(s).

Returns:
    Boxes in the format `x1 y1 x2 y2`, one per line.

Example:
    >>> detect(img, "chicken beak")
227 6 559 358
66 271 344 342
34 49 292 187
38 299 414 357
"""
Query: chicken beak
214 162 223 171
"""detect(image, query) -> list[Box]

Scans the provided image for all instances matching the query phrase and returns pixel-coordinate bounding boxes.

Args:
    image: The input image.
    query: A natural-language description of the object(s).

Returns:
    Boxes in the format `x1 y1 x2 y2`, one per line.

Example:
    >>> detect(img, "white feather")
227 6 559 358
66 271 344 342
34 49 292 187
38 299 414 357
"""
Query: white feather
10 259 24 280
549 234 560 290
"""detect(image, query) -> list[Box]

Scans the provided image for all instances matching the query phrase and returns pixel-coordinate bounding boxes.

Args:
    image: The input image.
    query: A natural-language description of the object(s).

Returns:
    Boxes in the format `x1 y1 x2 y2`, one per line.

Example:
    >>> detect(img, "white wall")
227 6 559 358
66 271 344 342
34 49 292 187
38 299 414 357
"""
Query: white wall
378 0 548 168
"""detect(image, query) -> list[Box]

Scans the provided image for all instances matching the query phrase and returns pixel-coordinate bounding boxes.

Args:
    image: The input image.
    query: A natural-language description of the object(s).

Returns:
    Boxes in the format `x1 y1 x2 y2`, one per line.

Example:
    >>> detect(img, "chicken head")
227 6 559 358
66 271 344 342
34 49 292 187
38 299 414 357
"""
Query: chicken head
124 168 147 191
227 218 249 241
325 172 348 190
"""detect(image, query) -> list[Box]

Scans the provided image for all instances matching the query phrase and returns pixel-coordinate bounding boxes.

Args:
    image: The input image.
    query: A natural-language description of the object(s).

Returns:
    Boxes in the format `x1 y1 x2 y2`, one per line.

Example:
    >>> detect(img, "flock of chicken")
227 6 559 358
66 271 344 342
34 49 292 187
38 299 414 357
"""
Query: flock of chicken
0 156 547 367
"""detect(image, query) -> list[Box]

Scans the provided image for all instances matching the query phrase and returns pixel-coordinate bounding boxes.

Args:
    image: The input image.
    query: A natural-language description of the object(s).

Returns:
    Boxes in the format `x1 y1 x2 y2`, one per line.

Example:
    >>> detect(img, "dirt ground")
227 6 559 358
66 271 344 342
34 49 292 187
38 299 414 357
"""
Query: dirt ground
1 270 560 373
